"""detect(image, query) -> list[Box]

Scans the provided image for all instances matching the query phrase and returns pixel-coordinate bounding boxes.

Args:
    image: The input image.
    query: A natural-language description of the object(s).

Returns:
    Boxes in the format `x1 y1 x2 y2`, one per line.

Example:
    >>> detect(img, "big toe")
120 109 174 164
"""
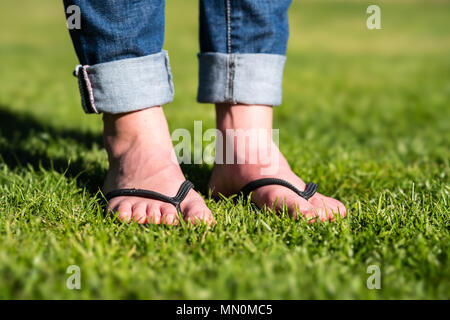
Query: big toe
329 198 347 218
311 195 347 221
183 201 215 225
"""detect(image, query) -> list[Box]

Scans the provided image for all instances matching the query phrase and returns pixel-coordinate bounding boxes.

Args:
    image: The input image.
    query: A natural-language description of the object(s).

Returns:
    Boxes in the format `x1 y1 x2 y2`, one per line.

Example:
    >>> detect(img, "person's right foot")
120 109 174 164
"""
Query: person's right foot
102 107 214 225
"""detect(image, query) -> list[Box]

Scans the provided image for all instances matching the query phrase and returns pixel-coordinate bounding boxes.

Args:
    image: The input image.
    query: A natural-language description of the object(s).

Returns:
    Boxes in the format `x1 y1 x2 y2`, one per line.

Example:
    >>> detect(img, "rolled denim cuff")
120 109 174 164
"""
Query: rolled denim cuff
74 50 174 114
197 52 286 106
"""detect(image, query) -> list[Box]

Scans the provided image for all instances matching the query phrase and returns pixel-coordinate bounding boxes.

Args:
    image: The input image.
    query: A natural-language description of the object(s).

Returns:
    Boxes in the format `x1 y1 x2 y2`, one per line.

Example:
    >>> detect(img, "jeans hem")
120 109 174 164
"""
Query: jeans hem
197 52 286 106
74 50 174 114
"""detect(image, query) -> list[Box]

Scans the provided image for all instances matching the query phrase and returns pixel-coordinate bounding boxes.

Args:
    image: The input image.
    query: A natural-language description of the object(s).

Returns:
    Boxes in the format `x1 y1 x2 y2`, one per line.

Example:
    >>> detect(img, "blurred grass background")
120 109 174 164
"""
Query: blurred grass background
0 0 448 299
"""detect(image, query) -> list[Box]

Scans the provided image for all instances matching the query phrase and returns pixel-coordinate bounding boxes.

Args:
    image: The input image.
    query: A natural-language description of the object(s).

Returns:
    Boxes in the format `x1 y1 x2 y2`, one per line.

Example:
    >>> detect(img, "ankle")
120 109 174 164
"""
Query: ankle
214 104 277 164
215 103 273 132
102 106 173 158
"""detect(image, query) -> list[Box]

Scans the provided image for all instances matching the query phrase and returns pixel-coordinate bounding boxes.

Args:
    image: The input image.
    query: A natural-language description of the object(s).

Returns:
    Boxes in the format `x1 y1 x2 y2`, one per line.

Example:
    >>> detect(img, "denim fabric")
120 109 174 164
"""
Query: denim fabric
74 51 174 114
197 53 286 106
198 0 291 106
64 0 291 114
64 0 165 65
199 0 291 55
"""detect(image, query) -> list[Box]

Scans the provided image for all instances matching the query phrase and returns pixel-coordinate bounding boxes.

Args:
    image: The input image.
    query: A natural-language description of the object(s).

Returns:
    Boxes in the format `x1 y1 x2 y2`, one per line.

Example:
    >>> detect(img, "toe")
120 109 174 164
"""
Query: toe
131 202 147 224
114 200 133 223
274 192 314 220
330 198 347 218
312 195 346 221
255 187 289 213
256 188 320 222
309 194 345 222
146 204 162 224
289 201 320 222
314 198 336 222
182 198 215 225
160 204 179 225
185 207 215 225
317 206 331 222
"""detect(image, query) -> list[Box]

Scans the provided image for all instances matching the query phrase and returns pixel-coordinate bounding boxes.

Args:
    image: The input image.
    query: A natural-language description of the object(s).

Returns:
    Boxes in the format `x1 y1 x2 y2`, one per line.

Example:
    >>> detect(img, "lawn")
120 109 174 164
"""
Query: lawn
0 0 448 299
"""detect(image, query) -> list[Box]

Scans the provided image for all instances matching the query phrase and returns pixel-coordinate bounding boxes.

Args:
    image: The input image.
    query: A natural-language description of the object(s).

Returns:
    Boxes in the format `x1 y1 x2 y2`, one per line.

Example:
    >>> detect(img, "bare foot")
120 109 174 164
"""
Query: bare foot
103 107 214 225
208 104 346 222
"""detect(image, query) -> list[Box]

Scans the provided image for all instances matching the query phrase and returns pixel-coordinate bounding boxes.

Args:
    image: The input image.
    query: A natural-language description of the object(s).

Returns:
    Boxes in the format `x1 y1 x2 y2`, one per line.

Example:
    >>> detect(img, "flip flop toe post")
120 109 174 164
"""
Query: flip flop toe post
240 178 318 201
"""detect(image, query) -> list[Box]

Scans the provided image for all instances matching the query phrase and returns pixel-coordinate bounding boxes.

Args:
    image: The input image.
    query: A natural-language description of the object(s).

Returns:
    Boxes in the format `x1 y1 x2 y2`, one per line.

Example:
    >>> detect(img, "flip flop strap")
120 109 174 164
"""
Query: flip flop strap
240 178 318 201
105 180 194 213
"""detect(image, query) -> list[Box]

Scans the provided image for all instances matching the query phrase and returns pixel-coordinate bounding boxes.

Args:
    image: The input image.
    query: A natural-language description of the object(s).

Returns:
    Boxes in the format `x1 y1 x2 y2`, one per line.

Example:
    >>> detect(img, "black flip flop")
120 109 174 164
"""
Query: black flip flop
105 180 194 214
240 178 318 202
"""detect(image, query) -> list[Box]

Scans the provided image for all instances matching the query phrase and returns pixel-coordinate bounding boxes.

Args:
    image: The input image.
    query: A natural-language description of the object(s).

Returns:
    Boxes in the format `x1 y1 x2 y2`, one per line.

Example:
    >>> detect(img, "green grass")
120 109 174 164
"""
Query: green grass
0 0 449 299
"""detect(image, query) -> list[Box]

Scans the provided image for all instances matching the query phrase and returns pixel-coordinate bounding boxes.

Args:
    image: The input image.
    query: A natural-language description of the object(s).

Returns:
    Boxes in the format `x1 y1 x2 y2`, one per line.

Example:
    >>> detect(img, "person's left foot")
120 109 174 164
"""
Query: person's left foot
209 142 346 222
208 104 346 222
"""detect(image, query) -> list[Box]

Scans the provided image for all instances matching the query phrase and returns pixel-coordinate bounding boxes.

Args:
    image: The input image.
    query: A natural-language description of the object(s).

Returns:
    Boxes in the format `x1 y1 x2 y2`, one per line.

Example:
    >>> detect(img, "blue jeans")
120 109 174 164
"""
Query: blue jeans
63 0 291 114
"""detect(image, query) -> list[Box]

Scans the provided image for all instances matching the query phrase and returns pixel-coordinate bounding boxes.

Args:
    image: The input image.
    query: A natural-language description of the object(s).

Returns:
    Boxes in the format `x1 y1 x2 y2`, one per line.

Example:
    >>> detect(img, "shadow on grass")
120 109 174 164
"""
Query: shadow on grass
0 106 212 195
